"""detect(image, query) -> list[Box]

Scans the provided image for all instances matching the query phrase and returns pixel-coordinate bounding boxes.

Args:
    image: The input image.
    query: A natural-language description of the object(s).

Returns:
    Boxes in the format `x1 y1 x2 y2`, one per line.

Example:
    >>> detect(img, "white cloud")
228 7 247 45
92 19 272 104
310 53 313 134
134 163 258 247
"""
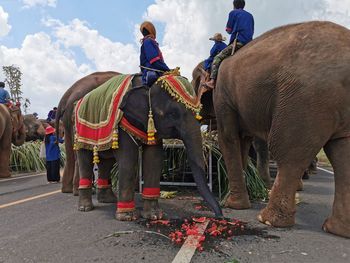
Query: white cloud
3 0 350 117
22 0 57 8
0 32 90 117
143 0 350 78
50 19 139 73
0 6 11 37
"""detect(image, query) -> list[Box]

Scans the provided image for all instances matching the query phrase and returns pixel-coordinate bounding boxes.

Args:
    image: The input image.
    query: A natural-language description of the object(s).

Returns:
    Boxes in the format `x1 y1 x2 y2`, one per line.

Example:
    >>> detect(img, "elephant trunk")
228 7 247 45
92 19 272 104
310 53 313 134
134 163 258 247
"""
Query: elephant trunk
181 120 223 217
13 123 26 146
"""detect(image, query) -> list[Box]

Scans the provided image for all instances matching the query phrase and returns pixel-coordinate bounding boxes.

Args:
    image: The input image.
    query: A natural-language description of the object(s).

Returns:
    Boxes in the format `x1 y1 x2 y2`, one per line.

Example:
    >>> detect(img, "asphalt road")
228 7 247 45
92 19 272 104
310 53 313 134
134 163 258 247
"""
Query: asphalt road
0 168 349 263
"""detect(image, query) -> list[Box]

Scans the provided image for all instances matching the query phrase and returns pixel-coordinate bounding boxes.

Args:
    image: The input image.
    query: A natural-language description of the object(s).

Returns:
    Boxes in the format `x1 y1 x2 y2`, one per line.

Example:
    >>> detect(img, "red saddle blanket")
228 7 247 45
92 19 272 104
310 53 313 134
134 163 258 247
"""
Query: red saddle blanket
75 74 133 151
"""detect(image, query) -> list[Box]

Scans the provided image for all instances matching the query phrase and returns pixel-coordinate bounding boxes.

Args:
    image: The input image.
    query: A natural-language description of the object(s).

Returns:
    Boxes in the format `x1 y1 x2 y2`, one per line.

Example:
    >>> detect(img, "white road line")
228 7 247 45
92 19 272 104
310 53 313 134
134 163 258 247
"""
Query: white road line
0 190 61 209
172 219 210 263
0 173 45 183
317 167 334 175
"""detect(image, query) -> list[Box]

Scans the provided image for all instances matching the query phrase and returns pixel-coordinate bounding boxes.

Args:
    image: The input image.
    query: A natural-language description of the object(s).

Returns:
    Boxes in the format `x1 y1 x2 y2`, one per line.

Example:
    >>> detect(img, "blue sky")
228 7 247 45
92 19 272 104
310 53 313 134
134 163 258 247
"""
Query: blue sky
1 0 350 117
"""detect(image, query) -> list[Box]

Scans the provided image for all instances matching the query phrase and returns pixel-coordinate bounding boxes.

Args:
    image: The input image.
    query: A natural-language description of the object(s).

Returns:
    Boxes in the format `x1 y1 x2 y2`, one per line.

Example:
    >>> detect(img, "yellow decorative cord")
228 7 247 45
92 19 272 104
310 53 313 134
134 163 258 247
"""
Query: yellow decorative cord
73 134 78 151
111 128 119 149
93 145 100 164
147 89 157 145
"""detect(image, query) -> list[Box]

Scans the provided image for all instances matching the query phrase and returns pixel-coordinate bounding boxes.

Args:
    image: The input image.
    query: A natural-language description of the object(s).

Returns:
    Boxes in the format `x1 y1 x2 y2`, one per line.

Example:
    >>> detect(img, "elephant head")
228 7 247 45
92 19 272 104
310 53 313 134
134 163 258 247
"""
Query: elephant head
191 62 216 129
8 103 26 146
23 114 46 141
120 76 223 217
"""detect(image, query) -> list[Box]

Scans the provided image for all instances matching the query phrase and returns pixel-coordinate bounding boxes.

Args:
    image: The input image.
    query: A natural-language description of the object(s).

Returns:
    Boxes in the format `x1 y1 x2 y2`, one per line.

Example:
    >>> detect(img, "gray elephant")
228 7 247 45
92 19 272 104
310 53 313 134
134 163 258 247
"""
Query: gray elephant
0 103 26 178
56 71 120 194
74 74 222 221
192 63 272 188
196 21 350 238
23 114 46 141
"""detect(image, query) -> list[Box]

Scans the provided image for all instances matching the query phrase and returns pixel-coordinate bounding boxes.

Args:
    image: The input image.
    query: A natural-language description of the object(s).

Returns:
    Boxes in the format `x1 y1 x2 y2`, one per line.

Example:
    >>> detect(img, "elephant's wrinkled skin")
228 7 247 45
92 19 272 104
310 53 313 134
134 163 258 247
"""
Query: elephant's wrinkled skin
76 76 223 220
23 114 46 141
0 104 26 178
192 63 272 188
211 21 350 238
56 71 120 193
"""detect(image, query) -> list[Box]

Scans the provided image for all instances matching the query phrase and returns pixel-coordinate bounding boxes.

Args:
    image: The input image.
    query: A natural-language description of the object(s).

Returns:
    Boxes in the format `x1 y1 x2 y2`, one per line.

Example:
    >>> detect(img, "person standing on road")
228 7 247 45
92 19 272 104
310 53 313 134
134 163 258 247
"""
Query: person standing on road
44 125 64 183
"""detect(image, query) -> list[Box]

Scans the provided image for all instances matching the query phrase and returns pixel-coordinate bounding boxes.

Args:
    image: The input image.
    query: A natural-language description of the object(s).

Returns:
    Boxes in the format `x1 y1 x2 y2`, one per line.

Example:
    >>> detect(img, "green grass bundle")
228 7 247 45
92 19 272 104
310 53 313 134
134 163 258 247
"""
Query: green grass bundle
10 141 66 172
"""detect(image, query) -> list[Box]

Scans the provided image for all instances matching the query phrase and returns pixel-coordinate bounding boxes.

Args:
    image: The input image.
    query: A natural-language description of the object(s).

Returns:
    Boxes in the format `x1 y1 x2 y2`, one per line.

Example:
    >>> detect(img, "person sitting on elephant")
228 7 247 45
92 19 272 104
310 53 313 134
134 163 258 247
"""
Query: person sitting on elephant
140 21 170 86
47 107 57 122
0 82 10 104
205 0 254 89
204 33 227 73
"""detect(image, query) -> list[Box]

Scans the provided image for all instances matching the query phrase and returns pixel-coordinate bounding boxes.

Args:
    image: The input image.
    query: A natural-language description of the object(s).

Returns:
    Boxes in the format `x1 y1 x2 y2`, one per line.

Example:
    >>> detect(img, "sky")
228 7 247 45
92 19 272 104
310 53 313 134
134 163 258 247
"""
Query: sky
1 0 350 118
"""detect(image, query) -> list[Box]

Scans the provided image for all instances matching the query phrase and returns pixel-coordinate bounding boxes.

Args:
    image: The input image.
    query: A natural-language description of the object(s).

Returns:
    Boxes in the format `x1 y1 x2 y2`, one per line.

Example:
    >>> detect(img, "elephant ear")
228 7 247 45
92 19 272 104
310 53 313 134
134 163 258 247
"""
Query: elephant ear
119 85 149 131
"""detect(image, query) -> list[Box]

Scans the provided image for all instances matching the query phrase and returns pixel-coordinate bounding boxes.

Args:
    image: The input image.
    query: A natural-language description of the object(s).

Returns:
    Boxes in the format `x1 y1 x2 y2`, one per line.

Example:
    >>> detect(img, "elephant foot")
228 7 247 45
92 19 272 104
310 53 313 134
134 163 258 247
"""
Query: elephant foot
297 179 304 191
322 216 350 238
142 200 164 220
257 206 295 227
97 187 118 203
223 192 251 209
78 188 94 212
61 184 73 193
115 210 139 221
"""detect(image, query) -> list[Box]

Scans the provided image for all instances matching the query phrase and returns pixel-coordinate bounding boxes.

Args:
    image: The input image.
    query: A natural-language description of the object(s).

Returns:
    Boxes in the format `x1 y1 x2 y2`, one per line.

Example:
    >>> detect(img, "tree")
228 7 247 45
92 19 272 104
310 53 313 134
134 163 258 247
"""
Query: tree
2 65 23 102
2 65 31 112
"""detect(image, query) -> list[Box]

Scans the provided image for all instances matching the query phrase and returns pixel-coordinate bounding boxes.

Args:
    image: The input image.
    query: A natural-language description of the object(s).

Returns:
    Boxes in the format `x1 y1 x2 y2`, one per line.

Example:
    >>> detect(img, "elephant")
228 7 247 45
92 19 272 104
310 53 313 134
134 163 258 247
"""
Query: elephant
74 74 223 221
195 21 350 238
55 71 120 194
23 114 46 141
0 103 26 178
192 62 272 188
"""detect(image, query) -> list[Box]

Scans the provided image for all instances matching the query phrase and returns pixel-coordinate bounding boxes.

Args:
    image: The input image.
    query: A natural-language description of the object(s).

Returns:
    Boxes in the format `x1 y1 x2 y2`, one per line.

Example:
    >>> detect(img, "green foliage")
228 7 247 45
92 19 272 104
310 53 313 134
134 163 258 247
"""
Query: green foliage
202 132 268 201
2 65 30 112
10 141 66 172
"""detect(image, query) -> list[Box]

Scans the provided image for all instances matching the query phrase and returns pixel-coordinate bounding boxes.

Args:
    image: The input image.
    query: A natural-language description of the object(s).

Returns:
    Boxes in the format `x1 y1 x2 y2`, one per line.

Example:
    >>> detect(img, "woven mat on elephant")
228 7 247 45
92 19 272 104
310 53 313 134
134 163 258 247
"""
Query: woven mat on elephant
156 75 202 115
75 74 133 150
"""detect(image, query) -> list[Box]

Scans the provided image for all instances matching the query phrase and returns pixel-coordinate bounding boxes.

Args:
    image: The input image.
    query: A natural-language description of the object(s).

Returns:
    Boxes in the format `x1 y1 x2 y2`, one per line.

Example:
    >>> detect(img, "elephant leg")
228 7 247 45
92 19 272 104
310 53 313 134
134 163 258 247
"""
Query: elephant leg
322 138 350 238
0 139 11 178
61 127 75 193
216 106 250 209
253 138 272 188
97 157 117 203
258 164 302 227
72 159 80 196
141 144 163 220
77 149 94 212
115 130 139 221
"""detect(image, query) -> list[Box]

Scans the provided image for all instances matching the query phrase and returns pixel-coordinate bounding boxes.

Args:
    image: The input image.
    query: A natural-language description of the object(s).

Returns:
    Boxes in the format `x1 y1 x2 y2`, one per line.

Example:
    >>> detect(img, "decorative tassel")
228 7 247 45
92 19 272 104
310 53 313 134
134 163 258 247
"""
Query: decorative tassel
147 109 157 145
111 129 119 149
93 145 100 164
195 112 203 121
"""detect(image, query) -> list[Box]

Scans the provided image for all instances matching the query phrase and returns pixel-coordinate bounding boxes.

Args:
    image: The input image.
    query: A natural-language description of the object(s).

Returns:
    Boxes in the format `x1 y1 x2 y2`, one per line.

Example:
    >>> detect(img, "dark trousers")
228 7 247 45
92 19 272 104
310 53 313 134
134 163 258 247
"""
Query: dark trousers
46 159 60 182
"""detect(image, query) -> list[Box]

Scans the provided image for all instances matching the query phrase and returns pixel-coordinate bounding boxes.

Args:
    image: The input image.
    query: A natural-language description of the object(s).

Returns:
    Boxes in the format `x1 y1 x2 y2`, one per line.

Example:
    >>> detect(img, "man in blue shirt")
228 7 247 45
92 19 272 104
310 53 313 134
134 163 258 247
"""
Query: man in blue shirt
140 21 170 86
47 107 57 122
0 82 10 104
204 33 227 72
205 0 254 89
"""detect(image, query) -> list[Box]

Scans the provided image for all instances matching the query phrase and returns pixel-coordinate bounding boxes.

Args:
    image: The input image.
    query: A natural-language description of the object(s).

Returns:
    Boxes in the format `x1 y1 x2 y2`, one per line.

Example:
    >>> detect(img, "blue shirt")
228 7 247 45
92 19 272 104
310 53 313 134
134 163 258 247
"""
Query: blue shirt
226 9 254 45
47 110 56 121
45 135 63 161
140 37 170 84
204 41 228 70
0 88 10 104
